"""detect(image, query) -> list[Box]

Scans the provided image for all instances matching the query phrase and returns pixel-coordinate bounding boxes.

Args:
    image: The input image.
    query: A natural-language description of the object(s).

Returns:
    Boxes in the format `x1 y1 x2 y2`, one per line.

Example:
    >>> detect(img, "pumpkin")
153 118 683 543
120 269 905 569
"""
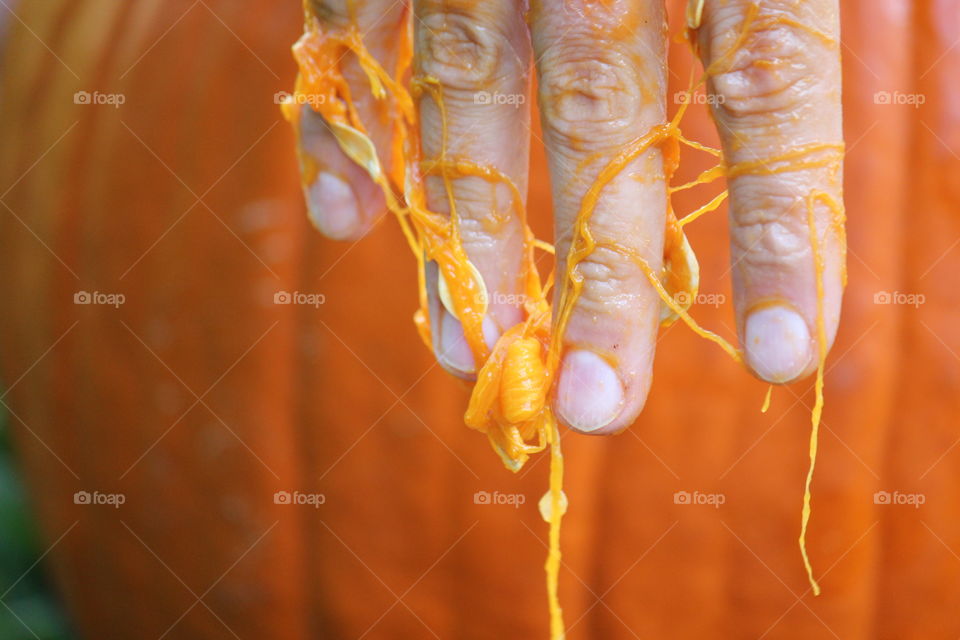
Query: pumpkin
0 0 958 638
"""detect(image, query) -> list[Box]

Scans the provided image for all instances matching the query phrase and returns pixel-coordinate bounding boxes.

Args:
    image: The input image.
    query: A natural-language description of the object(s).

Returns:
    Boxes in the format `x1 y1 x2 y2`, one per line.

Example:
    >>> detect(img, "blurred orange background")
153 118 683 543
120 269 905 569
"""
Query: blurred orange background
1 0 958 638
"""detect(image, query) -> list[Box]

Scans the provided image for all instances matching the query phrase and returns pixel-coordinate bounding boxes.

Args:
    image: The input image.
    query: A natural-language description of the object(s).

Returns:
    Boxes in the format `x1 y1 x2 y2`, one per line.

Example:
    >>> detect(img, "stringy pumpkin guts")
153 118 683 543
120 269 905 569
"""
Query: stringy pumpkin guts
283 0 844 634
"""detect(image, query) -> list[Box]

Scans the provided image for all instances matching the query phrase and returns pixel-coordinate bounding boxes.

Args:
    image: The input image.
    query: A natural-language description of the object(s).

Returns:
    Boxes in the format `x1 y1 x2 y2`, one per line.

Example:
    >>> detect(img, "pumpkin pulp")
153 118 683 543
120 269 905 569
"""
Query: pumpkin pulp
284 0 844 634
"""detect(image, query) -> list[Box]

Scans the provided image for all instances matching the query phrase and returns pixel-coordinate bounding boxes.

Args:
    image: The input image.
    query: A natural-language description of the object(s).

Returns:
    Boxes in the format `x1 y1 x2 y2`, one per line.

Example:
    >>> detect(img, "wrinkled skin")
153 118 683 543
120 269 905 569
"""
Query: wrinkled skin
2 1 960 639
299 0 845 435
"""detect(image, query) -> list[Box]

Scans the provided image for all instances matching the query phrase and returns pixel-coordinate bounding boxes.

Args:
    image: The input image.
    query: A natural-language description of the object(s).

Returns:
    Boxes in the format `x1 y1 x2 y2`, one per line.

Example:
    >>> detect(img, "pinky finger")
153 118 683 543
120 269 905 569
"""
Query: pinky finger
297 106 385 240
293 1 407 240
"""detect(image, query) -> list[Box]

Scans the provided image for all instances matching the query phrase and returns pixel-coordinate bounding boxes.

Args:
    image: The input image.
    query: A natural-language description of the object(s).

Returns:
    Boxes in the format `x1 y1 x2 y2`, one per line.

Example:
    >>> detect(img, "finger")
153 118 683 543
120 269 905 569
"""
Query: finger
414 0 533 377
531 0 668 434
695 0 845 383
298 106 386 239
296 1 407 240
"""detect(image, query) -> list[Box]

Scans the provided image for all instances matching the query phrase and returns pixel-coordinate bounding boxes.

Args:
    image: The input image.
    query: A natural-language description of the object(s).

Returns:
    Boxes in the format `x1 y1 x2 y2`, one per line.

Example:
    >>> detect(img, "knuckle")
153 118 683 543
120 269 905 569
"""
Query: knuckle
312 1 407 42
310 0 346 23
568 245 649 316
311 0 379 27
709 18 824 121
456 211 502 252
417 10 511 94
730 192 810 271
538 48 641 148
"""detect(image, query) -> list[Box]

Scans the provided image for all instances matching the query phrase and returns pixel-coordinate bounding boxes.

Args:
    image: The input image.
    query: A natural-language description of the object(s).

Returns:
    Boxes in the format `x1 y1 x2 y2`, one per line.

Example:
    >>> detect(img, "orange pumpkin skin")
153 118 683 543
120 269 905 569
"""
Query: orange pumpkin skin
0 1 958 639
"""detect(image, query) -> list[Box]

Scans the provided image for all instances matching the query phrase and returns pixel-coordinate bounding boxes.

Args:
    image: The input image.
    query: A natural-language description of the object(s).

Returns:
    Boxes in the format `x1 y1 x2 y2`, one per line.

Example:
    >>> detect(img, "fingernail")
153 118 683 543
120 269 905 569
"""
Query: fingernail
437 312 499 375
556 350 624 433
744 305 813 383
305 173 360 239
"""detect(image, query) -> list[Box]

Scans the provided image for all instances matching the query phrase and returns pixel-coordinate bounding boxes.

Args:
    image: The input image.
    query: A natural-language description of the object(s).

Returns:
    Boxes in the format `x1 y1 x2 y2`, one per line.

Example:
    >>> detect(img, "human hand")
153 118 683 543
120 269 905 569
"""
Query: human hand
295 0 845 435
